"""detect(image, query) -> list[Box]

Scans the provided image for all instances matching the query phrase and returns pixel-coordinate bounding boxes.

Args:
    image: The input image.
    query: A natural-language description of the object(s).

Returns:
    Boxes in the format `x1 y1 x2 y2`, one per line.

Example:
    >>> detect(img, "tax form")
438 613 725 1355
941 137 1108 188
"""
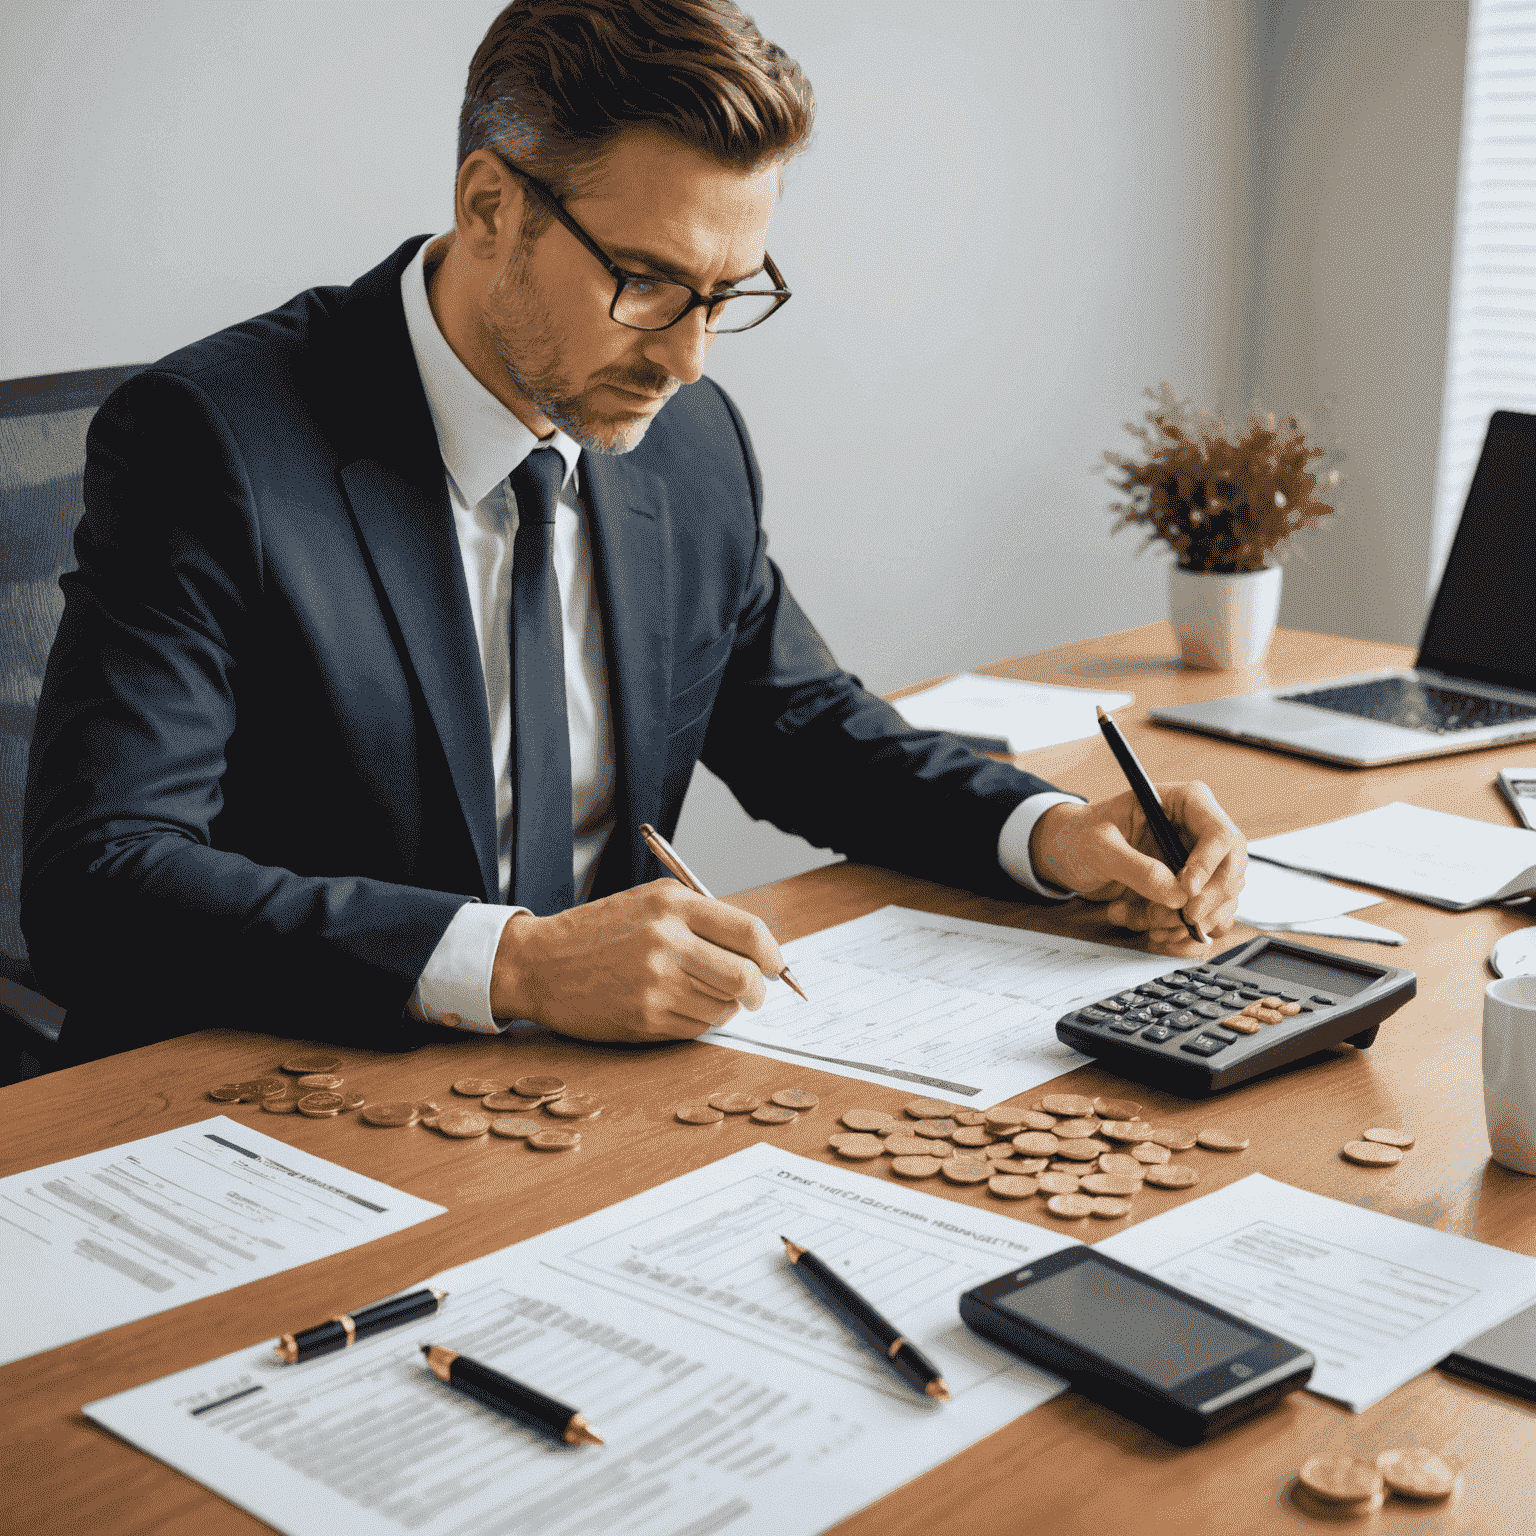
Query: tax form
0 1116 445 1366
703 905 1173 1106
1095 1173 1536 1411
86 1144 1081 1536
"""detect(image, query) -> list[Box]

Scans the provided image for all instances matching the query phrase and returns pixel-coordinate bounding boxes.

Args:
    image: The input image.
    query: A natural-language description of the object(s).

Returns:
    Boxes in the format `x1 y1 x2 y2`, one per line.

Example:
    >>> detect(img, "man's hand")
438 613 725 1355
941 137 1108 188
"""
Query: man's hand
490 879 786 1043
1029 782 1246 957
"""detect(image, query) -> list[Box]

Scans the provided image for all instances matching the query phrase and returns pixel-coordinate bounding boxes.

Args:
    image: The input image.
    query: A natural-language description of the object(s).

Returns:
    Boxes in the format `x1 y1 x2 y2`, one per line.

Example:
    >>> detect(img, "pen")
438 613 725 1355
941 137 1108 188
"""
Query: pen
420 1344 604 1445
1095 706 1209 945
639 822 809 1001
275 1286 447 1363
781 1237 950 1401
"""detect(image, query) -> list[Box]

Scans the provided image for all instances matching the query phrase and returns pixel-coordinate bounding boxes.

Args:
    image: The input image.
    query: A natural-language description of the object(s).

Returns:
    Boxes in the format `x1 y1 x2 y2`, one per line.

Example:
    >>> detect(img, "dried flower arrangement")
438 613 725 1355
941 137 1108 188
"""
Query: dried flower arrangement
1101 382 1342 573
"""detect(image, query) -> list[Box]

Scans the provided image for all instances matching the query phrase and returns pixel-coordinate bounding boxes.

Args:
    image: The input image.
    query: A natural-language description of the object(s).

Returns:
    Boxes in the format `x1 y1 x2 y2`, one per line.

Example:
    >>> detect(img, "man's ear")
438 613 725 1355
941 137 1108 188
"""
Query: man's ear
455 150 525 260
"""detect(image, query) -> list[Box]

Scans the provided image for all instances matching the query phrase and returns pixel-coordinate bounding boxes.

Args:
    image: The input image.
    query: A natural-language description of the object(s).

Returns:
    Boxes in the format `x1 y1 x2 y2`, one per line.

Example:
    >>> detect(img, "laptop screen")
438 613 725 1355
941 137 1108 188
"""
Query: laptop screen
1418 410 1536 692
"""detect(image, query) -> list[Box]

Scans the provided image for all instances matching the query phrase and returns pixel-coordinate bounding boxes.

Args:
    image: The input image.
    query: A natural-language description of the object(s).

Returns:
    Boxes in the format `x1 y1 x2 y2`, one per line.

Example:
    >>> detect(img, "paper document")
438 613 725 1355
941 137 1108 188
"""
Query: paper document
1235 861 1404 944
892 671 1133 753
1249 802 1536 911
0 1116 445 1367
86 1144 1079 1536
1096 1173 1536 1412
703 905 1175 1106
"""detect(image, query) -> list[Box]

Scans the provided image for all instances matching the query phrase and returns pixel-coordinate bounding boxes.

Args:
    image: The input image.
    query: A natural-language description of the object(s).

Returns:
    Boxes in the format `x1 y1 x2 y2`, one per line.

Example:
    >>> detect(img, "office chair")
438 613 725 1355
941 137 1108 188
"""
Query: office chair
0 364 146 1082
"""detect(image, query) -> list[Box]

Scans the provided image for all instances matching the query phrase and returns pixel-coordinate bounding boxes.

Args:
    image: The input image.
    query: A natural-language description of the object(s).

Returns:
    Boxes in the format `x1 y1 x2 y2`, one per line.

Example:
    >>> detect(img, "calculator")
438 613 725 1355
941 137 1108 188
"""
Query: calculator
1054 935 1417 1096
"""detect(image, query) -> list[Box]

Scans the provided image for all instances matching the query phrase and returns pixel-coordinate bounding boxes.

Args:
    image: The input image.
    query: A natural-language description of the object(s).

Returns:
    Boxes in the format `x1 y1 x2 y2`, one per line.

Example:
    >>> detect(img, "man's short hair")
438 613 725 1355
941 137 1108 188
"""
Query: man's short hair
458 0 815 241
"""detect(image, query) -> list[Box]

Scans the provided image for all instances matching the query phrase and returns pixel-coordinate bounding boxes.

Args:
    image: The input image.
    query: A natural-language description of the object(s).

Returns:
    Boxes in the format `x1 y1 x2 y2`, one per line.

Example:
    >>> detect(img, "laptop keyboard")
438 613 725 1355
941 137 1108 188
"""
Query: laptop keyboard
1279 677 1536 735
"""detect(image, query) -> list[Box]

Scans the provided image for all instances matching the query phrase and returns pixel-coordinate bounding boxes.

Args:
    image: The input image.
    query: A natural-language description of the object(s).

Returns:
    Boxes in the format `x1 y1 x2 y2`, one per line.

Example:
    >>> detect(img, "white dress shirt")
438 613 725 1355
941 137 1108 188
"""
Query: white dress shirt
398 236 1082 1032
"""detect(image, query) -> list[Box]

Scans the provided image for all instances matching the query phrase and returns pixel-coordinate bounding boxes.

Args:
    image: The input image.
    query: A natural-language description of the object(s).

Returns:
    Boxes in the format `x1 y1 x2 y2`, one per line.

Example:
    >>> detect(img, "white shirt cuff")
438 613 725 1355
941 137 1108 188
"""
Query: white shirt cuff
407 900 529 1033
997 792 1089 899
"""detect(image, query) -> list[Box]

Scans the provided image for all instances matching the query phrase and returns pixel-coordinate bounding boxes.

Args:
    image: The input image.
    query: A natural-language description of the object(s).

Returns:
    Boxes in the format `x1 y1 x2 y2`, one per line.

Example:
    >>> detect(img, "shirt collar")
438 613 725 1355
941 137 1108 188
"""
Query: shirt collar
400 235 582 509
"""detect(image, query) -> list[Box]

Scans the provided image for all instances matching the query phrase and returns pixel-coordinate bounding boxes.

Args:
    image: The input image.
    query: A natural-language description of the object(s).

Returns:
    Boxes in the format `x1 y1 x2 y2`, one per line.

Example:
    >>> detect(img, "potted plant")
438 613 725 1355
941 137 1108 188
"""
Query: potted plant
1100 382 1342 668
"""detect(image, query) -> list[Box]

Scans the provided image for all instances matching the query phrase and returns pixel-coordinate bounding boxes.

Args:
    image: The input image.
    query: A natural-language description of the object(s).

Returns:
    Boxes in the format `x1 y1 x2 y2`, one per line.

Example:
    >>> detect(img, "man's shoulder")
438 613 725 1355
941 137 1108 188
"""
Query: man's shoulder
628 375 757 485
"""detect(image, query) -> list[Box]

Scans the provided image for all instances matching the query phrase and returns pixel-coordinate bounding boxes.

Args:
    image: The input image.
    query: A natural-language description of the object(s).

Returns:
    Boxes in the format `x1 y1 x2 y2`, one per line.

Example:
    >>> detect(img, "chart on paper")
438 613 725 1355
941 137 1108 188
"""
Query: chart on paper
703 905 1173 1104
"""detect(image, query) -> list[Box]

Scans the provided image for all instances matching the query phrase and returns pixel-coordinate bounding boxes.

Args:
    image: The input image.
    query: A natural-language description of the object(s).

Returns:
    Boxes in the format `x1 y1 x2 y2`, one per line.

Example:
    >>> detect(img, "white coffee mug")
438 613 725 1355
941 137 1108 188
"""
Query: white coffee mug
1484 975 1536 1175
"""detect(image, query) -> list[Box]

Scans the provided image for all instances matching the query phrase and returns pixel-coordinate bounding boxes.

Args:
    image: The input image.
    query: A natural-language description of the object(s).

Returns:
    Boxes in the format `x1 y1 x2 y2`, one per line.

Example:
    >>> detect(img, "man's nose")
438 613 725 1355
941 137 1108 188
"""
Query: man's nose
640 305 712 386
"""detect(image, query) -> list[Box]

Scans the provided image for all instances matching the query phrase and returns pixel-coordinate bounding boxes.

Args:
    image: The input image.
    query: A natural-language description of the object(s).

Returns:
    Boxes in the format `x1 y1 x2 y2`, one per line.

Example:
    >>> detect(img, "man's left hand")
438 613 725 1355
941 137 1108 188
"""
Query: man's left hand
1028 782 1246 956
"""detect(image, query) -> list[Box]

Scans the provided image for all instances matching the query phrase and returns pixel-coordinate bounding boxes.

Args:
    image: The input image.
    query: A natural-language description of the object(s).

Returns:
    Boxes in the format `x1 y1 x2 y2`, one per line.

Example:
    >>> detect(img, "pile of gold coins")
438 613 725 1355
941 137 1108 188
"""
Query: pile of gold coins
1292 1447 1461 1517
367 1075 596 1149
675 1087 820 1125
207 1054 361 1118
1340 1126 1414 1167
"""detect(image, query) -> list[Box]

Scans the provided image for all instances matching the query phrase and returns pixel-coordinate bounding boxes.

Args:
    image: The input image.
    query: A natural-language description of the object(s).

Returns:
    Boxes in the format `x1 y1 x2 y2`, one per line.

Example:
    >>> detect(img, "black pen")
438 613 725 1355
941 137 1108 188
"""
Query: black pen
275 1287 447 1363
1095 706 1209 945
421 1345 604 1445
781 1238 950 1401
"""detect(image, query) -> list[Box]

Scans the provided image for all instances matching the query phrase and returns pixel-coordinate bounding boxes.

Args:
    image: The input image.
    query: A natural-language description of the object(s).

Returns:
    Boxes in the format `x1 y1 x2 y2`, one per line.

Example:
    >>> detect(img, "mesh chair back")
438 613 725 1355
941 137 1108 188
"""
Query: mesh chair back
0 365 146 990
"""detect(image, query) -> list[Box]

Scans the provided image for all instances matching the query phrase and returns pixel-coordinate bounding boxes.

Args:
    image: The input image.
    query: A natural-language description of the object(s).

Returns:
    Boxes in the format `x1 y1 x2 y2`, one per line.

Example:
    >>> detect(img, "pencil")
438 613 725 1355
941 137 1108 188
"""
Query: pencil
421 1345 603 1445
639 823 809 1001
1095 706 1209 945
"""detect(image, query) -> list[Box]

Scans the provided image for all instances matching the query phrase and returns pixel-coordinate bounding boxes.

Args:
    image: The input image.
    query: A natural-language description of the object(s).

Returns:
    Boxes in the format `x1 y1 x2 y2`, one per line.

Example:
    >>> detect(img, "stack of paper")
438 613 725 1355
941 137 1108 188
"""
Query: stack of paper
892 671 1133 754
1236 860 1405 945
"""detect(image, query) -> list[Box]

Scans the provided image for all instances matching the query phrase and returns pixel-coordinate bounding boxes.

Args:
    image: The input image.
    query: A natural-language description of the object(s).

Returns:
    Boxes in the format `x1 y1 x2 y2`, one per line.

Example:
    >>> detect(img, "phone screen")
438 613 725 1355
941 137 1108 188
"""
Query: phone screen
996 1259 1259 1390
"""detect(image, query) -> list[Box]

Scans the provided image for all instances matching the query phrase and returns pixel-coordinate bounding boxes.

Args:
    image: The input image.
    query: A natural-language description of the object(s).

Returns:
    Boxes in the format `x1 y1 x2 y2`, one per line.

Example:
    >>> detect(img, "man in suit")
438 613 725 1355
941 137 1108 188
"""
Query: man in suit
22 0 1245 1064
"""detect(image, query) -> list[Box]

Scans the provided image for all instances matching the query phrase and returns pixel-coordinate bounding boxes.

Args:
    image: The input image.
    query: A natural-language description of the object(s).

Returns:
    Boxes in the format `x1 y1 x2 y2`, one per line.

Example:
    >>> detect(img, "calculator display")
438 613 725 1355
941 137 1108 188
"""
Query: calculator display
1240 947 1378 997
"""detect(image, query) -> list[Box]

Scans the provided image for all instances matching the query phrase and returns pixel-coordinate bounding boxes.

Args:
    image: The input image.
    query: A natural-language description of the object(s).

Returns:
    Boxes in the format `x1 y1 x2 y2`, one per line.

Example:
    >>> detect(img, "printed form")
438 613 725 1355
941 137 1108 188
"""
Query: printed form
86 1144 1081 1536
703 905 1174 1106
0 1116 445 1366
1097 1173 1536 1411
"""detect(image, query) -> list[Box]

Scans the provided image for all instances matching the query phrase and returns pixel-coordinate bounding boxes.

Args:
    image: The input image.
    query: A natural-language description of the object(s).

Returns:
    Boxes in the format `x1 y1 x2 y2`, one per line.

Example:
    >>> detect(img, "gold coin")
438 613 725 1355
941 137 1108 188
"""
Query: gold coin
452 1078 505 1098
1088 1197 1132 1218
1018 1110 1059 1131
1048 1161 1086 1173
482 1091 544 1112
514 1075 565 1097
1223 1016 1261 1035
1037 1171 1082 1195
1363 1127 1415 1149
1288 1484 1384 1521
884 1135 935 1157
281 1053 341 1074
911 1118 958 1139
1253 1007 1285 1025
951 1126 996 1147
260 1094 299 1113
1097 1119 1155 1143
417 1100 444 1114
1298 1453 1384 1504
246 1076 290 1098
1011 1156 1050 1174
709 1092 762 1114
1052 1118 1101 1139
1146 1126 1199 1150
751 1105 797 1125
419 1115 439 1130
676 1106 724 1124
1129 1142 1171 1164
984 1108 1026 1131
297 1091 345 1116
1096 1153 1145 1179
952 1110 988 1126
432 1109 489 1138
362 1102 420 1128
1342 1140 1402 1166
831 1134 887 1160
1039 1093 1095 1116
208 1085 245 1102
527 1129 580 1150
1093 1096 1143 1120
1279 1001 1302 1015
489 1116 543 1138
1259 996 1283 1009
771 1088 818 1109
904 1098 955 1118
1196 1127 1249 1151
984 1143 1020 1161
988 1174 1039 1199
341 1094 365 1111
1046 1193 1095 1218
841 1108 896 1132
890 1155 943 1179
940 1159 993 1184
1142 1164 1199 1189
298 1073 344 1090
1012 1131 1060 1156
1055 1138 1111 1161
1081 1172 1140 1196
546 1094 602 1119
1375 1447 1458 1500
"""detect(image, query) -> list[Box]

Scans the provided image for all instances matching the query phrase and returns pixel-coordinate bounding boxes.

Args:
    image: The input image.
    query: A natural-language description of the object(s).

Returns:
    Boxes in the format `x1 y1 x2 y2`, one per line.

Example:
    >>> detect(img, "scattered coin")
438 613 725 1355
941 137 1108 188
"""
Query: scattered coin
260 1094 299 1113
984 1108 1027 1131
1054 1139 1109 1162
940 1159 993 1184
546 1094 602 1119
1018 1110 1059 1131
1142 1164 1199 1189
984 1143 1021 1161
1012 1131 1060 1156
452 1078 506 1098
905 1098 955 1119
988 1174 1040 1200
751 1105 797 1125
911 1119 958 1139
1342 1140 1402 1167
841 1108 896 1132
952 1110 988 1126
1279 1001 1303 1016
1098 1119 1155 1143
1081 1173 1140 1197
1298 1453 1384 1505
1097 1153 1146 1179
831 1134 887 1160
1362 1127 1415 1149
418 1100 445 1115
282 1054 341 1074
362 1102 421 1128
951 1127 996 1147
891 1155 943 1179
527 1129 580 1150
771 1088 818 1109
1258 996 1283 1010
1196 1128 1249 1152
1222 1016 1261 1035
1375 1447 1458 1500
1129 1142 1171 1165
709 1092 762 1114
676 1106 724 1124
489 1117 543 1138
1046 1193 1095 1218
1089 1197 1132 1219
1288 1484 1384 1521
297 1092 345 1117
1048 1161 1086 1174
1052 1118 1101 1139
482 1091 545 1112
1146 1127 1198 1150
884 1134 934 1157
341 1094 365 1111
298 1074 344 1090
514 1075 565 1097
207 1085 245 1102
1039 1094 1096 1117
419 1115 440 1130
1011 1156 1050 1174
1037 1171 1082 1195
1253 1007 1285 1025
1093 1096 1143 1120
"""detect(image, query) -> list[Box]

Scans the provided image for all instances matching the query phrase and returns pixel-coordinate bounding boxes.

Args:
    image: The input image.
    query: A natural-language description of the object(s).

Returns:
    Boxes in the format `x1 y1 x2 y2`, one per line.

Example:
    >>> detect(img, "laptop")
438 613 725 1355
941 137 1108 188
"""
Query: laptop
1150 409 1536 767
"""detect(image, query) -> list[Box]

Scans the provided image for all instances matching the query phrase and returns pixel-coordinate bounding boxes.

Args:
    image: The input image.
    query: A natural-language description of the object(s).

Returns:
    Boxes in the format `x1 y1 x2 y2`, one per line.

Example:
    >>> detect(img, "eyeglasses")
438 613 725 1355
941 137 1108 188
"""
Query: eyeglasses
497 157 792 334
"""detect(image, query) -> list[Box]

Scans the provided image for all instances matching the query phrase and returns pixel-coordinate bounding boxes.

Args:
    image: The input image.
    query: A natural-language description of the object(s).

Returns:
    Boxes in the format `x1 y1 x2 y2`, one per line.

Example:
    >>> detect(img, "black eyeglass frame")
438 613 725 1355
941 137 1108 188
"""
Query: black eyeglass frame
496 157 792 334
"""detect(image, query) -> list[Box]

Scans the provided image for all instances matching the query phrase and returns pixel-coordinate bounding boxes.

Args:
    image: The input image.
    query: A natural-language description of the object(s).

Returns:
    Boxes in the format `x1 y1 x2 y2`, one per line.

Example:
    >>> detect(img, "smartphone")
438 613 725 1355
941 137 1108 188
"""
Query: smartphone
1497 768 1536 832
959 1246 1314 1445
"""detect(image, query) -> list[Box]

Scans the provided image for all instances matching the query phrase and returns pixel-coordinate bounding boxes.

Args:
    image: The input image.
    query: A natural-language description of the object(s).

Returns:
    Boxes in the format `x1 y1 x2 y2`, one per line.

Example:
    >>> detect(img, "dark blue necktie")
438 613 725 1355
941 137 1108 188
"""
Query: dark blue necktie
507 447 574 914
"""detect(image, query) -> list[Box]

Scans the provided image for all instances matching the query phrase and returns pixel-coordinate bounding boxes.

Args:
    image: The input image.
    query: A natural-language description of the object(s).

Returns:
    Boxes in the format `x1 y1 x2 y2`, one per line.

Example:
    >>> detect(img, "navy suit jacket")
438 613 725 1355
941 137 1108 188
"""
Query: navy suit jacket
23 236 1065 1059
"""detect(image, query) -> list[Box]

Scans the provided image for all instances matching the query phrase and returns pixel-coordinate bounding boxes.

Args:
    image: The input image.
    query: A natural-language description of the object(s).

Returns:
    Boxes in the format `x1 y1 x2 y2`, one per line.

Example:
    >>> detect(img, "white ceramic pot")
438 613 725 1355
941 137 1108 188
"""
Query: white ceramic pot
1167 564 1283 670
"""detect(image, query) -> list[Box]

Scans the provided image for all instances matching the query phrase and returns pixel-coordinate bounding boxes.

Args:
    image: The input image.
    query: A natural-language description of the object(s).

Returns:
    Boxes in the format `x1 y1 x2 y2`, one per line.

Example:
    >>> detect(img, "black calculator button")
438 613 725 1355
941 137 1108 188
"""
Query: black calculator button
1145 1002 1175 1016
1078 1008 1111 1024
1112 991 1140 1006
1218 993 1248 1009
1206 1028 1238 1044
1097 999 1126 1013
1270 992 1299 1002
1165 1012 1199 1030
1182 1035 1230 1056
1168 991 1199 1007
1310 995 1335 1006
1108 1019 1140 1034
1193 986 1224 1001
1295 1004 1313 1013
1213 974 1244 986
1158 972 1193 986
1135 983 1175 999
1237 990 1262 1001
1140 1026 1172 1042
1193 1002 1226 1019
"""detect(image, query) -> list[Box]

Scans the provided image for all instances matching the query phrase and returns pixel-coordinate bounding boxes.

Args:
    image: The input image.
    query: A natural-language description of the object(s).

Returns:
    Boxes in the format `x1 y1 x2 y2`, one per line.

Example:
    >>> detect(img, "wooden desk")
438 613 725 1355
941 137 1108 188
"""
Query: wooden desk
3 624 1533 1536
